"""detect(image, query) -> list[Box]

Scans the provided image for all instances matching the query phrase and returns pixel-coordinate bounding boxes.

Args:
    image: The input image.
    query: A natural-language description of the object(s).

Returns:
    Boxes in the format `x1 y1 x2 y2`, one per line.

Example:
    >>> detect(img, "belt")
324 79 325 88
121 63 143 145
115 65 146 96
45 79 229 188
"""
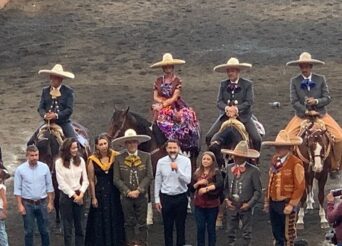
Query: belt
160 192 187 198
22 198 46 205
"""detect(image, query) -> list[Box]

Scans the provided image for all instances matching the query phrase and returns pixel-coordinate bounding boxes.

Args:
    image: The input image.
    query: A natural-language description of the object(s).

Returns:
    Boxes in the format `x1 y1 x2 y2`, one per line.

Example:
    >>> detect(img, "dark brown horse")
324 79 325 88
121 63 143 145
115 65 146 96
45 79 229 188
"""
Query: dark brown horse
295 118 332 229
29 122 90 226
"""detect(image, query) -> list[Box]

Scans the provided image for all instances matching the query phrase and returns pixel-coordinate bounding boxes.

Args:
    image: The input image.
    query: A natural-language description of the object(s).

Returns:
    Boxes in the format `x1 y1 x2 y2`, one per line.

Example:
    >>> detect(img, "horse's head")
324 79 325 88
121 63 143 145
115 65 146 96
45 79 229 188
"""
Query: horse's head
108 106 131 140
303 127 329 173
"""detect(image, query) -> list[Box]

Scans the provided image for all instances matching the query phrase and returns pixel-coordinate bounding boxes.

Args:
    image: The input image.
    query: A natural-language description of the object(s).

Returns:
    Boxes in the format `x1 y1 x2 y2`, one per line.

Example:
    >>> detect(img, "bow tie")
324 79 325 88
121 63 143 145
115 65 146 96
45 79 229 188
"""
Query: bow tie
227 83 241 92
271 156 284 173
300 79 316 91
124 155 142 167
231 164 246 178
50 87 61 99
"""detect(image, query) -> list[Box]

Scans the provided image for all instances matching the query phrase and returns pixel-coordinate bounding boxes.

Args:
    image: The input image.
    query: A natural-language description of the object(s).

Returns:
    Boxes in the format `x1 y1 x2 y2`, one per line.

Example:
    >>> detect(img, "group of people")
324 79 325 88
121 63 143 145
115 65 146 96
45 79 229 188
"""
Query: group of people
0 50 341 246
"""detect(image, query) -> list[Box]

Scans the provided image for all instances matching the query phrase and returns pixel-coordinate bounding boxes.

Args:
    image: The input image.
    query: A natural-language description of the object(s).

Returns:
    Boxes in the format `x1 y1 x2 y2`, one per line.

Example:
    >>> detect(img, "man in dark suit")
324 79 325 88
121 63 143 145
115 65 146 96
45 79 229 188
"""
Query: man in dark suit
113 129 153 246
285 52 342 177
31 64 77 141
206 57 262 151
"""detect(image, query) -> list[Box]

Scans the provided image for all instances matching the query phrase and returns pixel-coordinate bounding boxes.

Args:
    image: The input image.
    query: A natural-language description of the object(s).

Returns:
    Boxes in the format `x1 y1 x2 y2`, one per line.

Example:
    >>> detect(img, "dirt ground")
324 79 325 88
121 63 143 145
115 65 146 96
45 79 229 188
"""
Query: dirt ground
1 0 342 245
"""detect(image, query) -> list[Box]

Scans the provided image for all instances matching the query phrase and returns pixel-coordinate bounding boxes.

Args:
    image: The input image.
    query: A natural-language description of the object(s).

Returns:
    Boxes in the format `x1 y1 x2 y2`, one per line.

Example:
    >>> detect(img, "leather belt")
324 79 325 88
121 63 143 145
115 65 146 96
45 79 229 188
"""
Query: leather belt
22 198 46 205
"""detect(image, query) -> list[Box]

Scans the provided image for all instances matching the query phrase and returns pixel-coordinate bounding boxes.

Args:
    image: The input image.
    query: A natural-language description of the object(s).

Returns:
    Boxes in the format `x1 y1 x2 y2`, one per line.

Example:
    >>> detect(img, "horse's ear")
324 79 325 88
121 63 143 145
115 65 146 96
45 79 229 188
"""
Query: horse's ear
124 106 130 115
113 104 118 112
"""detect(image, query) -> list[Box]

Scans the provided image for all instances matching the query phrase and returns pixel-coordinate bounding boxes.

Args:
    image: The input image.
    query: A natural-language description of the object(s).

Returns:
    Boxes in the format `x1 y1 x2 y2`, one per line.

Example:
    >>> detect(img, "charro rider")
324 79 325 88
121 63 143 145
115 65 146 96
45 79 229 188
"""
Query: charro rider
285 52 342 178
206 57 261 151
28 64 77 145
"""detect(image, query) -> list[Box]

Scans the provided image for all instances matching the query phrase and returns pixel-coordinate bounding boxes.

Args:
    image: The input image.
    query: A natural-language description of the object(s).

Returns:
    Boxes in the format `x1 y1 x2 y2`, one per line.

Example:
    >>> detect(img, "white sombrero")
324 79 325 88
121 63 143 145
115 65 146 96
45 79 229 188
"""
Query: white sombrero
111 129 151 147
38 64 75 79
286 52 325 66
262 130 303 147
150 53 185 68
221 140 260 159
213 57 252 73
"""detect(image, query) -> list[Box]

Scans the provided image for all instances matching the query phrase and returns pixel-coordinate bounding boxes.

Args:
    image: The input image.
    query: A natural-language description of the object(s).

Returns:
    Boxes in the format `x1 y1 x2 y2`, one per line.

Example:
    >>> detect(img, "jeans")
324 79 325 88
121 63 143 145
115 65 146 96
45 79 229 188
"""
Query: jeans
60 192 84 246
22 199 50 246
0 220 8 246
59 122 77 139
194 206 219 246
269 200 286 246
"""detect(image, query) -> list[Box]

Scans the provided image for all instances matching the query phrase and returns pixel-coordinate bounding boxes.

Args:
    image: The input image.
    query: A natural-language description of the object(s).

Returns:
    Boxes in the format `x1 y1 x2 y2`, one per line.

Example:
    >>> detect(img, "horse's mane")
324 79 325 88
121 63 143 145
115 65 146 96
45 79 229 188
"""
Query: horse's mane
130 112 152 134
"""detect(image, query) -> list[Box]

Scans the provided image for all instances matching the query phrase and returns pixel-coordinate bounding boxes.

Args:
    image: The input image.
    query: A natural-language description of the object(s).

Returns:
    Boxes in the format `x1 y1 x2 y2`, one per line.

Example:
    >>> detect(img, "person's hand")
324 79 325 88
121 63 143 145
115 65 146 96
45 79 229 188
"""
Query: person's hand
2 209 7 219
196 179 208 186
47 201 54 213
171 162 178 171
91 197 98 208
130 190 140 199
152 103 163 111
18 203 26 215
263 202 269 213
155 203 162 213
73 193 84 205
225 106 238 118
326 192 335 203
225 199 236 210
283 204 293 215
198 187 208 196
305 97 318 106
240 203 250 211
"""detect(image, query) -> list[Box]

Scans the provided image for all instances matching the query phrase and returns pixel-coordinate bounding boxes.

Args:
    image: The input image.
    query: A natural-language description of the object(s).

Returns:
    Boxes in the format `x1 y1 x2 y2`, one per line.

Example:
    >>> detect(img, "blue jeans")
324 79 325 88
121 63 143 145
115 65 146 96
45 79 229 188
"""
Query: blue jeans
0 220 8 246
22 199 50 246
194 206 219 246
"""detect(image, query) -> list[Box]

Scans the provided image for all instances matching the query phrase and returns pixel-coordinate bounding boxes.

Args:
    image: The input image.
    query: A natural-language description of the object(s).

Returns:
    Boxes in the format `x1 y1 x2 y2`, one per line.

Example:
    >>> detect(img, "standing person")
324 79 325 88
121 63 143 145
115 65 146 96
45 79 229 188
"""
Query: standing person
112 129 153 246
150 53 200 149
85 133 125 246
285 52 342 178
326 191 342 246
222 140 262 245
190 151 223 246
206 57 261 151
0 168 10 246
14 145 54 246
155 139 192 246
55 138 89 246
263 130 305 246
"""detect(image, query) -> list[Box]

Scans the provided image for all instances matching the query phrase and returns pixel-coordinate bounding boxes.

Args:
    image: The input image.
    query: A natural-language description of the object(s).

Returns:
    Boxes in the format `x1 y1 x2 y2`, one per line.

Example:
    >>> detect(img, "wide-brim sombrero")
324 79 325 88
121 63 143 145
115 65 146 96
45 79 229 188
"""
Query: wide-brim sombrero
38 64 75 79
221 140 260 159
262 130 303 146
214 57 252 73
150 53 185 68
286 52 325 66
111 129 151 147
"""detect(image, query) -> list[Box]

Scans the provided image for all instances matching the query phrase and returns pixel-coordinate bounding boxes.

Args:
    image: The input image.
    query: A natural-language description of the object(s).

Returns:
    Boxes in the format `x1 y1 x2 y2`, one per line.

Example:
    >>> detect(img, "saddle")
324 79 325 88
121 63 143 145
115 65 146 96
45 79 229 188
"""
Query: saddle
219 118 249 141
37 123 64 145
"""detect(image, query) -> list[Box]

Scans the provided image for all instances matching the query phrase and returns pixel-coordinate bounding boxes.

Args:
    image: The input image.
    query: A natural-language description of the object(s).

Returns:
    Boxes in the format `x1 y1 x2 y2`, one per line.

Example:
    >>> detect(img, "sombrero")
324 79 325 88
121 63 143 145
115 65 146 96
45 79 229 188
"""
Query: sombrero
38 64 75 79
111 129 151 147
150 53 185 68
213 57 252 73
221 140 260 159
286 52 325 66
262 130 303 147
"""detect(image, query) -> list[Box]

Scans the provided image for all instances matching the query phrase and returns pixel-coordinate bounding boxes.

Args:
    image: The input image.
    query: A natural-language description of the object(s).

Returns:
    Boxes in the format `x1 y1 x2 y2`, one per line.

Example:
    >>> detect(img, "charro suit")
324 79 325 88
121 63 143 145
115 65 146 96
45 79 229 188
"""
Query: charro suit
38 84 76 138
206 78 261 150
113 150 153 245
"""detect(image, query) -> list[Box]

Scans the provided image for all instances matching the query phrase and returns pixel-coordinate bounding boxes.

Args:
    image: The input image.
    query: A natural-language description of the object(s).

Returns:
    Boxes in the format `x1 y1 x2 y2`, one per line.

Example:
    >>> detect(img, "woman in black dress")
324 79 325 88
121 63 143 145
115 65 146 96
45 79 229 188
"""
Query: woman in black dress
85 133 125 246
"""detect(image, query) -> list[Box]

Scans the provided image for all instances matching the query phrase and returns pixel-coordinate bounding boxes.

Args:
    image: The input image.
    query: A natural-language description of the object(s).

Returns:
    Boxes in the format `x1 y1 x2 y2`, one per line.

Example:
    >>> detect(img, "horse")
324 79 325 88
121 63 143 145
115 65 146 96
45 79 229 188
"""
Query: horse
295 117 333 229
108 106 200 224
29 122 90 226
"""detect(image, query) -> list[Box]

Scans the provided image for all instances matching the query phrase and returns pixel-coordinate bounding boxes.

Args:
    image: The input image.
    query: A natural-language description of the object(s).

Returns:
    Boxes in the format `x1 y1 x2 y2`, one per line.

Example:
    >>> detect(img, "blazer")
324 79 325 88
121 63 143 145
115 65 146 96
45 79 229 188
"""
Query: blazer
38 84 74 124
216 78 254 123
290 73 331 118
113 150 153 196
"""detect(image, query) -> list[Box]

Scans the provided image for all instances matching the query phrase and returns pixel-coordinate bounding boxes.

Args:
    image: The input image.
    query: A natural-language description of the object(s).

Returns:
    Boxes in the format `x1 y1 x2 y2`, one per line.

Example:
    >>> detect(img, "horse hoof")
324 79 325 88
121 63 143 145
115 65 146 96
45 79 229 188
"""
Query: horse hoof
296 223 304 230
321 222 329 229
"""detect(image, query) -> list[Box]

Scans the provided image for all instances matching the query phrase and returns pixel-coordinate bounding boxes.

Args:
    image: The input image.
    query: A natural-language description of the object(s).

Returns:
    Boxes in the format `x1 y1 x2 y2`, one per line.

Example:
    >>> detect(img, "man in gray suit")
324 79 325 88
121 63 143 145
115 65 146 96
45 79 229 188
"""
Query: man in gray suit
113 129 153 246
206 57 262 151
285 52 342 176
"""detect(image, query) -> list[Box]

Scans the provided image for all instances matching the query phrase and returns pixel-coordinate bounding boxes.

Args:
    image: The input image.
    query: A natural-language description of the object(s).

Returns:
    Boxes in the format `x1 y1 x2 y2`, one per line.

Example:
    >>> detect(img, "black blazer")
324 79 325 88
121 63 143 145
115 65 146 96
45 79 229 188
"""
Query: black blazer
38 84 74 124
216 78 254 123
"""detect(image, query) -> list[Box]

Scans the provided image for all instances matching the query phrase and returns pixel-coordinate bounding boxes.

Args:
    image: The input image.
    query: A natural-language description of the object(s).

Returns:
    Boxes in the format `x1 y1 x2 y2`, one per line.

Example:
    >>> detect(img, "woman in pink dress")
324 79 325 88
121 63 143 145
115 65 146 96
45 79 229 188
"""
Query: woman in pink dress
150 53 200 149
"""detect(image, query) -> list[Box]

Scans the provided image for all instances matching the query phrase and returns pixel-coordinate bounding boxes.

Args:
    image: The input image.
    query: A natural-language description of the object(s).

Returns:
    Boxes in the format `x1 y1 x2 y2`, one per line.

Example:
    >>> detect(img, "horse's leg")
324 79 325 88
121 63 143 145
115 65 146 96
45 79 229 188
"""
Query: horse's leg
296 188 307 230
146 184 153 225
318 172 329 229
306 172 315 210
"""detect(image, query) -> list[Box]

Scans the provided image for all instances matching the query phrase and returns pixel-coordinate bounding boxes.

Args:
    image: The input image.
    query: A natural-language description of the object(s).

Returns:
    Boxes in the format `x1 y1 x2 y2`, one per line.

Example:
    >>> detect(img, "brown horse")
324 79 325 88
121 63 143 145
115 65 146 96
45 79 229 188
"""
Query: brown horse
29 122 90 226
295 118 332 229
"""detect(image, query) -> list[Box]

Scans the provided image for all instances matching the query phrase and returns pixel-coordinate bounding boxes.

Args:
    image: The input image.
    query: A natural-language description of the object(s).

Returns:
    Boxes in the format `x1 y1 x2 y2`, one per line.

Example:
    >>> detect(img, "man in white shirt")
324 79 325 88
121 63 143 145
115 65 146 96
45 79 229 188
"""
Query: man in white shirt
155 139 191 246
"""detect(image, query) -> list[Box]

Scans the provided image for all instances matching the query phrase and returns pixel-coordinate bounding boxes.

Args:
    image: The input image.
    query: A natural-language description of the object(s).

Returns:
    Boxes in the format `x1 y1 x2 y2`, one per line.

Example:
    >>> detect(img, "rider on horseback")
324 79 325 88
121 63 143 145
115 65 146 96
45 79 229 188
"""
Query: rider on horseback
150 53 200 150
206 57 262 151
285 52 342 178
28 64 76 145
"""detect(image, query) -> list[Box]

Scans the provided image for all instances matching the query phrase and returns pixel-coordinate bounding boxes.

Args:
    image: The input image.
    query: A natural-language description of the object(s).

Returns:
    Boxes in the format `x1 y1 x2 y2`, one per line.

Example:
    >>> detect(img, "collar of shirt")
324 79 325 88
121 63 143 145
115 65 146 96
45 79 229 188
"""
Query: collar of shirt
230 78 239 84
127 150 138 156
302 73 312 81
280 153 290 163
50 85 62 91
